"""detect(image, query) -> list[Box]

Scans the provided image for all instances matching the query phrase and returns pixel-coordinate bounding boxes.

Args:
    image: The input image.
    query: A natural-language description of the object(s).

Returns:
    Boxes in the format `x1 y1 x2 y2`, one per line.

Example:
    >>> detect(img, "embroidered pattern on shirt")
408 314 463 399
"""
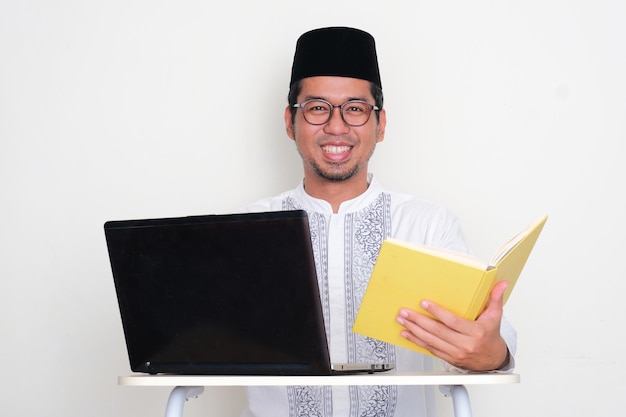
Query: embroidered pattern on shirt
284 198 332 417
282 194 398 417
345 192 398 417
286 384 333 417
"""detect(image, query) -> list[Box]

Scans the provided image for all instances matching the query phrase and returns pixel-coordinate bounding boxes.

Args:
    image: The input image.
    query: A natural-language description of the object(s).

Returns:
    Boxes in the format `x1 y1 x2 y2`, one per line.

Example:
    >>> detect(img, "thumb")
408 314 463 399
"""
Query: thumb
480 280 508 318
491 280 508 304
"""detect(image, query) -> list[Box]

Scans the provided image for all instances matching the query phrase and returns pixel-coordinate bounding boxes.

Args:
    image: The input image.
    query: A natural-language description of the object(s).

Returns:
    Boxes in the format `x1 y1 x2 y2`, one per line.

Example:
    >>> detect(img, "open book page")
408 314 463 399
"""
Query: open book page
488 215 549 266
384 238 488 270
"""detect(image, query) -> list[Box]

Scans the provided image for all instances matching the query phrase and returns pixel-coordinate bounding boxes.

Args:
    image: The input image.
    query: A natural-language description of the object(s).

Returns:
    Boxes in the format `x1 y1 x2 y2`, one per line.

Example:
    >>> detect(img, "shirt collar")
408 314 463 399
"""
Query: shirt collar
293 173 383 214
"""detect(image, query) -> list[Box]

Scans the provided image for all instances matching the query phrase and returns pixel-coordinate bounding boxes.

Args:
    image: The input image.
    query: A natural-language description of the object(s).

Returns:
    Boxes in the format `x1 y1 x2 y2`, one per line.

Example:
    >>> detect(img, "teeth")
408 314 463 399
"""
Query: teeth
322 145 351 154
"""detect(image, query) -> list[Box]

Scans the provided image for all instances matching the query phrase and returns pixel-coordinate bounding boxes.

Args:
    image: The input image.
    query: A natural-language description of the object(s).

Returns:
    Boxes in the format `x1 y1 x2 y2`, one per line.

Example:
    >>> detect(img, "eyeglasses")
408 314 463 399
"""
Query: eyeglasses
293 99 380 127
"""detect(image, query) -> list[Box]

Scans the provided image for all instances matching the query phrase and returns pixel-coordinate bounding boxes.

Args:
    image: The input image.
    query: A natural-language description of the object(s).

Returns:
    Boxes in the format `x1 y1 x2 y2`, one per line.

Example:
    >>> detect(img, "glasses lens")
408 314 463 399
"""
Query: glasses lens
302 101 331 125
341 101 372 126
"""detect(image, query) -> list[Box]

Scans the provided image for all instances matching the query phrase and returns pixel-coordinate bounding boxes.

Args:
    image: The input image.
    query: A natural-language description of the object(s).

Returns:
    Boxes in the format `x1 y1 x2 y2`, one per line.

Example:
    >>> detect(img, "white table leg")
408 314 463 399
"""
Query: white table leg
439 385 472 417
164 386 205 417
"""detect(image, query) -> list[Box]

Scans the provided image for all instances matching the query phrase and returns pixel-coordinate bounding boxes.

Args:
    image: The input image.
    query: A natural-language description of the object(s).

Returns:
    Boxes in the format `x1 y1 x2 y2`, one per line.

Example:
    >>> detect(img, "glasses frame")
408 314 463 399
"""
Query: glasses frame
293 99 380 127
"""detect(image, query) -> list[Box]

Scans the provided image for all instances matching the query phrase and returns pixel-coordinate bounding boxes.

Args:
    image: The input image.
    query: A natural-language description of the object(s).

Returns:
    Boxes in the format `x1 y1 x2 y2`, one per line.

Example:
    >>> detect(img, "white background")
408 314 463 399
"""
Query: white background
1 1 625 416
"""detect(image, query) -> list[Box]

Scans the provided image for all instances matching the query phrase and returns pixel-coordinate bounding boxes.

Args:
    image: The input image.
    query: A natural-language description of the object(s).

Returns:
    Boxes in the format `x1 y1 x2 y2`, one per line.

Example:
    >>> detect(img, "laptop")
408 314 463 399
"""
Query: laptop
104 209 394 376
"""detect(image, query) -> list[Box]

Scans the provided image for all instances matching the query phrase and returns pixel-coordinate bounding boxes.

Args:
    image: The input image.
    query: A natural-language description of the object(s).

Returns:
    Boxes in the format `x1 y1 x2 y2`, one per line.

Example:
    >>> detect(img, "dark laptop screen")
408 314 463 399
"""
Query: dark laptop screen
105 210 331 375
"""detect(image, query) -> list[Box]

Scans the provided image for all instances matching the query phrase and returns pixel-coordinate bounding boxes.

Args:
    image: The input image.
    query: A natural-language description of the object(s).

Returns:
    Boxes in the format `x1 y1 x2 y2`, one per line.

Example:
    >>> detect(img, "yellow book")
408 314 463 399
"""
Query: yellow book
352 215 548 356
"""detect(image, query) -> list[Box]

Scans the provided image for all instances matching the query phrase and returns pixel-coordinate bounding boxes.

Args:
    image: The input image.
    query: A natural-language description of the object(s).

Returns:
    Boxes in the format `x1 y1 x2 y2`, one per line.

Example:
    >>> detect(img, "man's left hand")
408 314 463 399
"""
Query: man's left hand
396 280 509 371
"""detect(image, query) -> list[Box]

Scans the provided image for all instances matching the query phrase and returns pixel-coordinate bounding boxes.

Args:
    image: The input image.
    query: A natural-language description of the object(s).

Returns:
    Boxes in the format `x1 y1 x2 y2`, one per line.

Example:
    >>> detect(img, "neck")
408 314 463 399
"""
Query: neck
303 172 370 213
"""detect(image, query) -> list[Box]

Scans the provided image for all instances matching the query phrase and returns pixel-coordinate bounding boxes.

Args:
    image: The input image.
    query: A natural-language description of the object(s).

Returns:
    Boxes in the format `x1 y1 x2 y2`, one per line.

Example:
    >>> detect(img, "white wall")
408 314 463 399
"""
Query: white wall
1 1 624 416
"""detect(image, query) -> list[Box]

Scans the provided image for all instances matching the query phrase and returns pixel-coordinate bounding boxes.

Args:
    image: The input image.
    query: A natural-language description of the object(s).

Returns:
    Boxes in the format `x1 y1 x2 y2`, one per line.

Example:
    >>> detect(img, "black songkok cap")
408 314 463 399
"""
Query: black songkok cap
289 27 382 89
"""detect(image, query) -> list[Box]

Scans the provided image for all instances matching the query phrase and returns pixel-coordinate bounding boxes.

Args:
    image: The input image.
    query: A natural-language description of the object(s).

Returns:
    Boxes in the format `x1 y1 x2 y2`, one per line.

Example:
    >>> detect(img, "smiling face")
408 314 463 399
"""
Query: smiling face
285 76 386 195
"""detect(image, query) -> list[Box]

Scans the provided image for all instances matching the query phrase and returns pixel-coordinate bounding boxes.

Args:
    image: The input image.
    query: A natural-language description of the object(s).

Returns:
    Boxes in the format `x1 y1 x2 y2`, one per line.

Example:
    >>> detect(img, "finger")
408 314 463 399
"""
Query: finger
418 299 471 334
400 328 457 360
489 280 508 305
480 280 508 319
396 312 458 359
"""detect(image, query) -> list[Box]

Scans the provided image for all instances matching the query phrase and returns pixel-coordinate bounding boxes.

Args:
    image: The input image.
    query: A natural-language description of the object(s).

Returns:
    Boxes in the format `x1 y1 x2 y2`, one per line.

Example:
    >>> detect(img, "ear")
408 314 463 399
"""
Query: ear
284 106 296 140
376 108 387 143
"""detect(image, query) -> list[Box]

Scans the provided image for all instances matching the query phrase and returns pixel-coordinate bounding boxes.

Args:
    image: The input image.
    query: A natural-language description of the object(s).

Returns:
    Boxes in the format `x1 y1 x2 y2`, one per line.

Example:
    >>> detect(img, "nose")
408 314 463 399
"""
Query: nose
323 106 350 135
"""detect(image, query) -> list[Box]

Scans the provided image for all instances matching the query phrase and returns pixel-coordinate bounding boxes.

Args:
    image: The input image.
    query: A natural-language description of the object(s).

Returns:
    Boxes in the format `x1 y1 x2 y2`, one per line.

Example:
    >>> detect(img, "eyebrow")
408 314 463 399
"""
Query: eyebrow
302 95 373 103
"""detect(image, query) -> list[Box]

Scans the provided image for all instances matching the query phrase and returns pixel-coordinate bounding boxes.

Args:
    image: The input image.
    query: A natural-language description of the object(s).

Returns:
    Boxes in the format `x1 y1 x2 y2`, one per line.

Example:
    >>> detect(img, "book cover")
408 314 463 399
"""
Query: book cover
352 215 548 356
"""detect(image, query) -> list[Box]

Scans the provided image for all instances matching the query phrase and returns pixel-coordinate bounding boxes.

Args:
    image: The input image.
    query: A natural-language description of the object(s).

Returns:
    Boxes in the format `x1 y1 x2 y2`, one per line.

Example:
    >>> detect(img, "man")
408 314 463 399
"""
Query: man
241 27 516 417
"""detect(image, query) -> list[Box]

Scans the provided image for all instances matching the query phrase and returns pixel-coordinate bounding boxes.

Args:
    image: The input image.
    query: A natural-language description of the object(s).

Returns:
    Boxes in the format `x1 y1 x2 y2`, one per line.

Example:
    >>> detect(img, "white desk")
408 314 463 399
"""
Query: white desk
119 371 519 417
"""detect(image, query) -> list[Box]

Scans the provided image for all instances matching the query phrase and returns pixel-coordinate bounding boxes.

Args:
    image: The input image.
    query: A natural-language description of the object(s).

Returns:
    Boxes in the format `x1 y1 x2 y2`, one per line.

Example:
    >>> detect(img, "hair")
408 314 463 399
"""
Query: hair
287 80 384 124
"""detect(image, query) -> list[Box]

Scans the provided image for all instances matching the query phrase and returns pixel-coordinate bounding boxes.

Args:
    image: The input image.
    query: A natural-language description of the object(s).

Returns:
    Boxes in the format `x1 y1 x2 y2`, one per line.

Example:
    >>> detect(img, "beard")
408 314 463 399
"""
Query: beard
298 142 377 183
310 160 361 182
